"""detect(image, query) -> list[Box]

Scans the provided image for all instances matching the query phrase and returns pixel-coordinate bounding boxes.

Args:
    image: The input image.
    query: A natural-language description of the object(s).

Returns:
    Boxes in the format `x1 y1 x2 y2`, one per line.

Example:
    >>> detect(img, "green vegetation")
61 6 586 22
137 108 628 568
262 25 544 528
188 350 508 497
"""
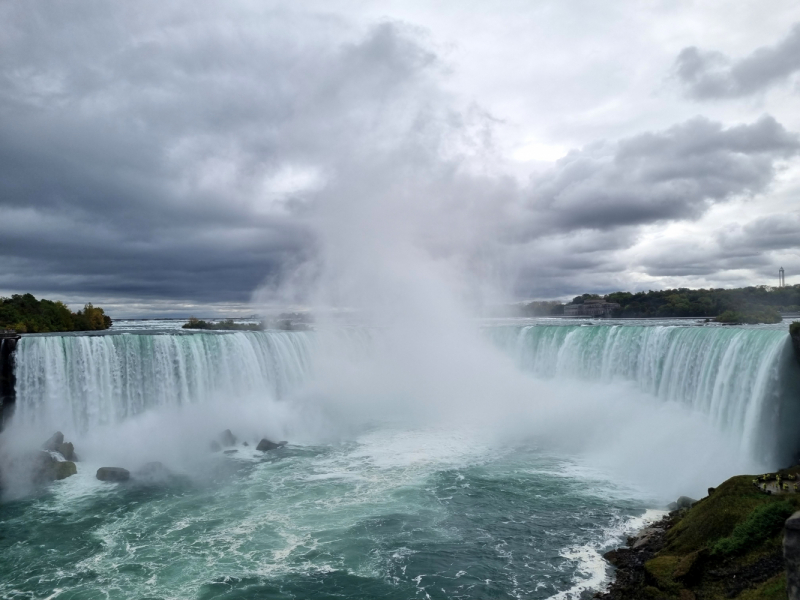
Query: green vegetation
607 285 799 319
182 317 263 331
0 293 111 333
520 284 800 323
791 321 800 336
710 500 795 556
715 308 783 325
633 470 800 599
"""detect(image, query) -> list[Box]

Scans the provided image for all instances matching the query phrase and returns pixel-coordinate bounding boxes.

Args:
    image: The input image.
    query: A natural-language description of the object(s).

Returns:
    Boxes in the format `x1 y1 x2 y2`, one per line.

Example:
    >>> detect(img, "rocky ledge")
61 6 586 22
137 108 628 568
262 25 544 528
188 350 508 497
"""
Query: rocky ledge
598 514 679 599
596 469 800 600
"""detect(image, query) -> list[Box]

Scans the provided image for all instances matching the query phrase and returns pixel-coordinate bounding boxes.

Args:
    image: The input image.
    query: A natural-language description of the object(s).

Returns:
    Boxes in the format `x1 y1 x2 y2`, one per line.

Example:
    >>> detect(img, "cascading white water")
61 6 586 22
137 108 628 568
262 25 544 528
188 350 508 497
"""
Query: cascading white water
13 331 315 434
11 323 800 464
490 324 800 462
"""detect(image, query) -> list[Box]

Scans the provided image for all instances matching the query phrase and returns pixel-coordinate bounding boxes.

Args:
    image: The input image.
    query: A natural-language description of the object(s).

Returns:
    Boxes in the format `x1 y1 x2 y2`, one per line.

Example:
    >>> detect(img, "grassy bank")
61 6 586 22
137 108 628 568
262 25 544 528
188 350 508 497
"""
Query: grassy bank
604 468 800 599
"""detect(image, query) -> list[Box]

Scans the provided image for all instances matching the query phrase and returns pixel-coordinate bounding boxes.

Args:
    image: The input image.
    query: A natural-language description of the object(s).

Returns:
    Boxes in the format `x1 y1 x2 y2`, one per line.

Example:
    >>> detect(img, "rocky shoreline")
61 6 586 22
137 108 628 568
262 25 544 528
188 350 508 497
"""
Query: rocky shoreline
596 513 679 600
595 471 800 600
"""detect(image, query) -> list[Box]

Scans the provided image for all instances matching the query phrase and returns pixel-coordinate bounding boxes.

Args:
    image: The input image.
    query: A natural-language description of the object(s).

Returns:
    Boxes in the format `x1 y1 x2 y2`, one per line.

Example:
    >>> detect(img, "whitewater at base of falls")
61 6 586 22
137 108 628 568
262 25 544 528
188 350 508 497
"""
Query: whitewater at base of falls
1 321 799 599
0 425 665 600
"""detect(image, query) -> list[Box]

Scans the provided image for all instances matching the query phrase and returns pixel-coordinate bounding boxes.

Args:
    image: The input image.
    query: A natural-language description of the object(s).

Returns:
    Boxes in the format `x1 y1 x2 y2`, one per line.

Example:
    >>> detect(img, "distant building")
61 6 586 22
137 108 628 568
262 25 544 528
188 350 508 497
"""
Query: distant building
563 299 620 317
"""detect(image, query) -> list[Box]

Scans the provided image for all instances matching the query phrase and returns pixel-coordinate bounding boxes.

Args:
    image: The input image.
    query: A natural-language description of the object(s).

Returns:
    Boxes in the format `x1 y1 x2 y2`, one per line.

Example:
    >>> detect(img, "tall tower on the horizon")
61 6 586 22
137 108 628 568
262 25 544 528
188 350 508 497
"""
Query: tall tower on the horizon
779 266 785 288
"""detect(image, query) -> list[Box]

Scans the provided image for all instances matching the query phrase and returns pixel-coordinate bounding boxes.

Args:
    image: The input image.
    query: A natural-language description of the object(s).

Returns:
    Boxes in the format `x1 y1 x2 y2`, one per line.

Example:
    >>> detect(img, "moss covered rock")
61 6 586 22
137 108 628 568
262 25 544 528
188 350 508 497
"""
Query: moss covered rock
600 468 800 599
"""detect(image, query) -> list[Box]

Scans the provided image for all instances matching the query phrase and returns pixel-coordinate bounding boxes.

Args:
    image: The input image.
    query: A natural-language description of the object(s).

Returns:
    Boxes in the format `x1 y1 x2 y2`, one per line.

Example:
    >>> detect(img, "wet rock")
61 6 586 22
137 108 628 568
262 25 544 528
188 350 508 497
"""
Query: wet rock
33 451 76 482
42 431 64 452
256 438 287 452
676 496 697 509
219 429 237 447
631 527 664 549
223 449 238 455
53 461 77 480
597 514 676 599
603 548 624 567
57 442 77 461
96 467 130 482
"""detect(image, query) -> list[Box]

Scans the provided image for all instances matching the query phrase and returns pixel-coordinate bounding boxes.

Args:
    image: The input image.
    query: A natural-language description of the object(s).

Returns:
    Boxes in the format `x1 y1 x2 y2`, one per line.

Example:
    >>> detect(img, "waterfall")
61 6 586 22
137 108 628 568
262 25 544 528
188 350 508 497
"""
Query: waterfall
13 331 315 435
489 324 800 462
10 324 800 464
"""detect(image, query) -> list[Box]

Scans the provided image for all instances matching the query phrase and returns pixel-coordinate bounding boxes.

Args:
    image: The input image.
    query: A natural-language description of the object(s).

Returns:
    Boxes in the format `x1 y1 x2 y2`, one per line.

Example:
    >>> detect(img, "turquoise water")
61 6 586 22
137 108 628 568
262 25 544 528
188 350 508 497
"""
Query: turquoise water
2 320 798 599
0 429 653 600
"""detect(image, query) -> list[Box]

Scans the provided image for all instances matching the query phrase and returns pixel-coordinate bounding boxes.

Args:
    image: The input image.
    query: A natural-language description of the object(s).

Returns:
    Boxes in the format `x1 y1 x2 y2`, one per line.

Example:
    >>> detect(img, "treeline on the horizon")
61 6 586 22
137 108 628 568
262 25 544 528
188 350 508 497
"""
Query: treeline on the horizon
0 293 112 333
520 284 800 321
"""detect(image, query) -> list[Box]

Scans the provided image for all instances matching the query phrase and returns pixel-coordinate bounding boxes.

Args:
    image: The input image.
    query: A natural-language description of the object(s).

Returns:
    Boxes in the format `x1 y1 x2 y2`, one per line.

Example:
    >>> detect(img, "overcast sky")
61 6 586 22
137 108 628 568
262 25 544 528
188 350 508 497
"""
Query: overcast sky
1 1 799 317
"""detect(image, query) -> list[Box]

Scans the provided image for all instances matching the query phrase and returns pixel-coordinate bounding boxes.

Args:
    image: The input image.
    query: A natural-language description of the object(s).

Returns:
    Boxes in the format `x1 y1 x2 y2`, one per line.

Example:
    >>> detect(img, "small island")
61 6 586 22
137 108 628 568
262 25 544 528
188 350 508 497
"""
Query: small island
182 317 263 331
0 293 112 333
182 316 312 331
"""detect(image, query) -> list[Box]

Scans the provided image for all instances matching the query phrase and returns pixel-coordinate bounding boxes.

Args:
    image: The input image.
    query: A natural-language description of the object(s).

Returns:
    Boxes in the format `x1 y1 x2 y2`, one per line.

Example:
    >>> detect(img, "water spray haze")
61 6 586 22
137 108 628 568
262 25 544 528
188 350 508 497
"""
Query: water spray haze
250 145 775 502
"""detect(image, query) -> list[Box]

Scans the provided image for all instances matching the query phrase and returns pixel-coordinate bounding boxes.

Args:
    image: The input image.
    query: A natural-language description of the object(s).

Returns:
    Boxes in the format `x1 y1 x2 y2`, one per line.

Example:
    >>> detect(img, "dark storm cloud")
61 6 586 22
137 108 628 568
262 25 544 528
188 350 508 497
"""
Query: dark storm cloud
2 1 799 311
718 212 800 254
675 23 800 99
525 116 799 234
0 2 446 307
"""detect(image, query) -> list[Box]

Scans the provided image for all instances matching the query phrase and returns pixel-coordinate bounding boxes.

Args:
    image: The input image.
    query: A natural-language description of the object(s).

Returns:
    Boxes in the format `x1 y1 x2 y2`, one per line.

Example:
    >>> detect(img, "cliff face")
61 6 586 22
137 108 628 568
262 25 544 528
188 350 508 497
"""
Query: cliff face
791 324 800 367
0 336 18 428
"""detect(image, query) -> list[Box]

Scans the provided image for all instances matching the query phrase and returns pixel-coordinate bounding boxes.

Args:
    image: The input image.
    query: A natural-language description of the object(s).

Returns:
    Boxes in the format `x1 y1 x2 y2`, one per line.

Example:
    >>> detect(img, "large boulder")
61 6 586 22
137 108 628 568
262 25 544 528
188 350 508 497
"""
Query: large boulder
57 442 77 461
53 461 77 480
33 451 76 482
256 438 287 452
219 429 237 447
96 467 130 482
42 431 64 452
